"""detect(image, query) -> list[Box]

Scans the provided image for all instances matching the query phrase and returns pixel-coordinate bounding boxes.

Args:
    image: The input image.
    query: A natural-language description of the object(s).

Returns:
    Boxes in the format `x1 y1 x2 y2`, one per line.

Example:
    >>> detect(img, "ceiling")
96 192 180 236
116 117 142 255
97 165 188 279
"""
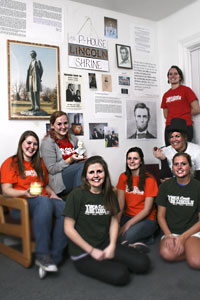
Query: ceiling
70 0 197 21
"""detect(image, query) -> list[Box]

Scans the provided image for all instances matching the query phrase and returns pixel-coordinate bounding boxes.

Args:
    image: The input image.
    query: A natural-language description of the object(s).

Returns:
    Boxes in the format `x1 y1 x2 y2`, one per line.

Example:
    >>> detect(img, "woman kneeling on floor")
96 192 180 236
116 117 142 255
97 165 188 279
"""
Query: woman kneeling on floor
157 152 200 269
63 156 150 286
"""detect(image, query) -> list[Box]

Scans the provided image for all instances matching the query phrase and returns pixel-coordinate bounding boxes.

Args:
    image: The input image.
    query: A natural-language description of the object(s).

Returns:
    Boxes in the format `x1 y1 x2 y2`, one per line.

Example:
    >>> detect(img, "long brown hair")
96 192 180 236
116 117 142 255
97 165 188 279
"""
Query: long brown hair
81 156 118 216
11 130 45 181
125 147 149 192
47 111 70 143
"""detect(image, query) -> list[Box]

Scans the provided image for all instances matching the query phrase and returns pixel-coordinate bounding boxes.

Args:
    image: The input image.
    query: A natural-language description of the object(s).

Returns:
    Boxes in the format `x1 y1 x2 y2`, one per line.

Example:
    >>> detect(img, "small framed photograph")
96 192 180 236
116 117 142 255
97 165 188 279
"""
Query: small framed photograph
8 40 60 119
104 17 118 39
116 44 132 69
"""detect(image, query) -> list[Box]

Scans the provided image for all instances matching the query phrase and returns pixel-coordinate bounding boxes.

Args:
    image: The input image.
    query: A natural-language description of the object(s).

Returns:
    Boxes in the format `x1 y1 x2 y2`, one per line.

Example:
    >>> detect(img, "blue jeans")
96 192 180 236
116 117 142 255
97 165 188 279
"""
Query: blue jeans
119 215 158 244
62 161 85 192
11 196 67 265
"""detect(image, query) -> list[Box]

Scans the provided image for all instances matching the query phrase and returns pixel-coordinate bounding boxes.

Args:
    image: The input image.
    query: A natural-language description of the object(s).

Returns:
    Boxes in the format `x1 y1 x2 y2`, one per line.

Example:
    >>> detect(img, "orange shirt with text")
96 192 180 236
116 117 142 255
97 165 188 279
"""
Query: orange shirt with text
117 172 158 220
1 157 49 197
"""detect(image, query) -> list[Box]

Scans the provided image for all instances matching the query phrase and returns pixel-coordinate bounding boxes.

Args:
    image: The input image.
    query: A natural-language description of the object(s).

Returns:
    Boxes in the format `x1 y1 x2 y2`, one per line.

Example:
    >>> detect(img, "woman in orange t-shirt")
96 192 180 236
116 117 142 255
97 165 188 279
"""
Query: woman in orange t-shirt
117 147 158 250
1 130 67 276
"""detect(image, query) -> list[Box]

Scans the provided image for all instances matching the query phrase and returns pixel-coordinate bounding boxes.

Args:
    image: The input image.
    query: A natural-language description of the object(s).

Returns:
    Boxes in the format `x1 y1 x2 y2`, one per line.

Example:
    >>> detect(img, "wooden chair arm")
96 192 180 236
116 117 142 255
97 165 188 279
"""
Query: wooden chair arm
0 195 28 210
0 195 29 229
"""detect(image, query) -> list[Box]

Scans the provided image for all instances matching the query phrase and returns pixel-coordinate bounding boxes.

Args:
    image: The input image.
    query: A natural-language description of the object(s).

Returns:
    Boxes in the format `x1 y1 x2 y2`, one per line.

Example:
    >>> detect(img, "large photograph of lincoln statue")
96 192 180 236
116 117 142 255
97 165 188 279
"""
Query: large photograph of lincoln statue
8 40 60 119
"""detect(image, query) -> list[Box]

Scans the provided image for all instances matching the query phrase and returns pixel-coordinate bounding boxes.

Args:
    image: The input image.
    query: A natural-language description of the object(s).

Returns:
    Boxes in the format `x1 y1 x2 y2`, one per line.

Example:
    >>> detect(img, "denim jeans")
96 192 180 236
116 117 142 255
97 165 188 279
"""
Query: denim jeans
11 196 67 265
62 161 85 192
119 215 158 244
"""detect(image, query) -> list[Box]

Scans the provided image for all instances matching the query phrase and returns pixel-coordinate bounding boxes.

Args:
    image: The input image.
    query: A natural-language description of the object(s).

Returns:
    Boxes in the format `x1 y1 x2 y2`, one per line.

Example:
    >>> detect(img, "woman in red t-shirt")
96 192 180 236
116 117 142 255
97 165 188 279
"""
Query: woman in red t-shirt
161 65 200 145
117 147 158 251
41 111 86 196
1 130 67 276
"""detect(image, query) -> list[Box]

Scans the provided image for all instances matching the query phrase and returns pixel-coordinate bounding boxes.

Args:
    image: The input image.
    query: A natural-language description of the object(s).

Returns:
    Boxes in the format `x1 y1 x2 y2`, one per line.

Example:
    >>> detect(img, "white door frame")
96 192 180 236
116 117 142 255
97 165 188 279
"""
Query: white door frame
178 32 200 144
179 32 200 86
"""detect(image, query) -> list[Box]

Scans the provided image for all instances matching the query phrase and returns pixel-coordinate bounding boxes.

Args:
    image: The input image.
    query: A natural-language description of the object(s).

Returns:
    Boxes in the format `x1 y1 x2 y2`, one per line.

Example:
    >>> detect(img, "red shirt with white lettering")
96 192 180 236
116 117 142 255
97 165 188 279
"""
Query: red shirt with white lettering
116 172 158 220
161 85 197 125
1 156 49 197
58 137 75 160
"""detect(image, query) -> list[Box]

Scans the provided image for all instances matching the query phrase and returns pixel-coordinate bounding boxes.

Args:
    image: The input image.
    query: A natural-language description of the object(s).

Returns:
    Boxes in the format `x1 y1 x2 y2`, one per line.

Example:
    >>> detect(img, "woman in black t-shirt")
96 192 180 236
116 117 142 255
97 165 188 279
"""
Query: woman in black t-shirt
157 152 200 269
63 155 150 286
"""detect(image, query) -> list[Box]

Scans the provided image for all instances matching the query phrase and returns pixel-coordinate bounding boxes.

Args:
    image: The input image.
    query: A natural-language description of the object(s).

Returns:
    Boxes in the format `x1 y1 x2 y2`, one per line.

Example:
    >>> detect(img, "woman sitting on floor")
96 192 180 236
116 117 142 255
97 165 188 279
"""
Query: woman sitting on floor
63 155 150 286
157 152 200 269
117 147 158 251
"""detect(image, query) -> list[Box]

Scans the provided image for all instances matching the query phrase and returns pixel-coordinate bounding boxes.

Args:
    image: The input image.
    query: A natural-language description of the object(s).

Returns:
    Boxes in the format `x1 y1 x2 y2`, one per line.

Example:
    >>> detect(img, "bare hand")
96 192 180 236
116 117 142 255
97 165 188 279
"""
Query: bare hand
48 192 62 200
26 189 38 198
165 236 176 250
71 154 87 162
153 147 166 160
119 221 132 236
173 236 185 256
103 244 115 259
90 248 105 261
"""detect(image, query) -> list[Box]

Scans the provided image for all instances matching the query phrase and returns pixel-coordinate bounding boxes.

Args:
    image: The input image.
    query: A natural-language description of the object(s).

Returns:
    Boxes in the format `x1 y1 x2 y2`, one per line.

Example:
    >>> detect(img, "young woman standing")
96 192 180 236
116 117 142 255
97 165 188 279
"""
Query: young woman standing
161 65 200 145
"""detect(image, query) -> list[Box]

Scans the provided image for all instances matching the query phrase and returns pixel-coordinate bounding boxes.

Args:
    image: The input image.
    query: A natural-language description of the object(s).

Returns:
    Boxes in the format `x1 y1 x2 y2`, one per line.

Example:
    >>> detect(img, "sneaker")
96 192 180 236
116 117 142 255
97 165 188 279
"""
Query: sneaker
35 255 58 272
128 242 150 254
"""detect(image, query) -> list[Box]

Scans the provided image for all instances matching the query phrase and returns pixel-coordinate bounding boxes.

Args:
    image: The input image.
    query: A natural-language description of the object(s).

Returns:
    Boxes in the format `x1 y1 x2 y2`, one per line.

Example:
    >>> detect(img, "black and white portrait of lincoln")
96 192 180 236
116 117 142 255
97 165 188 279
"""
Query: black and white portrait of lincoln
127 100 157 139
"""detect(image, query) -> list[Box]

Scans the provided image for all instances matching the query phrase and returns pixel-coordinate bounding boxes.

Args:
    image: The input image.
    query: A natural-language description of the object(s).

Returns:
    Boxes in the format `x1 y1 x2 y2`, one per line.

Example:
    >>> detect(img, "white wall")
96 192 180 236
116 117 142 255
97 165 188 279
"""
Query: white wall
65 2 160 185
4 0 200 186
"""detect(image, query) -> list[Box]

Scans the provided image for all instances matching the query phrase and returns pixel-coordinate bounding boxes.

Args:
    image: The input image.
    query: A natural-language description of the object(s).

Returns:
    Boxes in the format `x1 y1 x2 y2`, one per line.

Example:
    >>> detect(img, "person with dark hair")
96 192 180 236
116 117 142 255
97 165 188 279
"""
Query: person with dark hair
129 103 155 139
161 65 200 145
89 73 97 89
111 130 119 147
41 111 86 196
1 131 67 276
66 84 75 102
63 155 150 286
153 118 200 181
156 152 200 269
74 89 81 102
26 50 43 111
92 128 102 139
117 147 158 250
105 130 113 147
